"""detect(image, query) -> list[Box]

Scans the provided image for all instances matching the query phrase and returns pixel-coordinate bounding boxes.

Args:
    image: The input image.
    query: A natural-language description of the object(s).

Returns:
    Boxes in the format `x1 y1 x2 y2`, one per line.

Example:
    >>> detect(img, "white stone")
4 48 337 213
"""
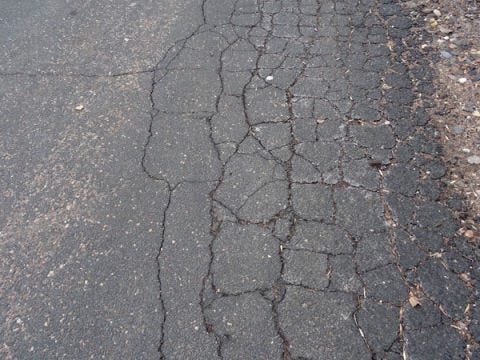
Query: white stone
467 156 480 165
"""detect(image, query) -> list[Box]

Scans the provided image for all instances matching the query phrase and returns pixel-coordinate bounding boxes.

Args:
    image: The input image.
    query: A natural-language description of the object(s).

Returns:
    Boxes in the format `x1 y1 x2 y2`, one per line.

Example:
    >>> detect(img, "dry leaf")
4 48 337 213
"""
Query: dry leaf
75 104 84 111
451 321 468 331
316 118 325 124
409 292 421 307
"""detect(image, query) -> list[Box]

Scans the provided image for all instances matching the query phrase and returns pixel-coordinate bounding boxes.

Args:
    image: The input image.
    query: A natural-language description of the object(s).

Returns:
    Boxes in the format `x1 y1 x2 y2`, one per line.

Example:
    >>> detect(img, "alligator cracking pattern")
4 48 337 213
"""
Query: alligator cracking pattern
136 0 480 359
137 4 480 360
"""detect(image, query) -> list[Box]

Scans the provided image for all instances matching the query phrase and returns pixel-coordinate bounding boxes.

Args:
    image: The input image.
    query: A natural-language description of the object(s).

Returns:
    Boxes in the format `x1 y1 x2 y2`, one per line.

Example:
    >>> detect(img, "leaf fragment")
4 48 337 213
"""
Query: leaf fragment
408 292 421 308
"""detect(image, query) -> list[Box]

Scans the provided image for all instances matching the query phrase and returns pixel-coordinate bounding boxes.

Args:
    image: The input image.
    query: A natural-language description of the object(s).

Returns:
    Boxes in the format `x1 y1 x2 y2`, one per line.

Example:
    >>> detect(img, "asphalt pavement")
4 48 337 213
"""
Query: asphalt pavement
1 0 479 359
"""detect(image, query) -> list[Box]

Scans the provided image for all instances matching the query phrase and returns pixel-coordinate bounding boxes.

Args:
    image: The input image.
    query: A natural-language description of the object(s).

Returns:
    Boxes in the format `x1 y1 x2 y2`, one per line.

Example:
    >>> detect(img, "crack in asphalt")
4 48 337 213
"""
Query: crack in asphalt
0 69 155 78
141 0 479 358
3 0 476 358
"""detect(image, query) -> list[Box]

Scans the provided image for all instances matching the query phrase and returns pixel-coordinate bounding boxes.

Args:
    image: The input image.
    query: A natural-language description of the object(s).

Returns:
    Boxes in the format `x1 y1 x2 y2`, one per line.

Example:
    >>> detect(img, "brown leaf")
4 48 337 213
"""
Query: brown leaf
451 321 468 331
409 292 421 308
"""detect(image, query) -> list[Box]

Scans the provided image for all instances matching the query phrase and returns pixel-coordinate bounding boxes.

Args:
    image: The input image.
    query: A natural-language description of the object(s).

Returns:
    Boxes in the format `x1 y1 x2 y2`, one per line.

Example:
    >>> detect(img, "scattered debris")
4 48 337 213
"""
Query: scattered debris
415 0 480 242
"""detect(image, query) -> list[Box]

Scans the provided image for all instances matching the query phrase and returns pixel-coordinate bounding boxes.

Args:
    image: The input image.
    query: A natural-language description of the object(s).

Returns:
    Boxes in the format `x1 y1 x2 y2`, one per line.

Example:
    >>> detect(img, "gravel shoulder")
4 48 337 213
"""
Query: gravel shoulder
407 0 480 243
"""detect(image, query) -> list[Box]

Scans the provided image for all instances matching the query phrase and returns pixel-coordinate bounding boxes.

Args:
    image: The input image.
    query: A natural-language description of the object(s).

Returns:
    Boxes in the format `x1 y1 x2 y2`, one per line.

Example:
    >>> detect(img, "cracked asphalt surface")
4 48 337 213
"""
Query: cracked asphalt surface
1 0 480 359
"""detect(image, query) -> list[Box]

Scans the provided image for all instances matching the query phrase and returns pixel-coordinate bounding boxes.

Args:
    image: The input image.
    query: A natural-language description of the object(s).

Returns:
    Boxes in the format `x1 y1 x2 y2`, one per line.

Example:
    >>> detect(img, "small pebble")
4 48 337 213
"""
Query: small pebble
453 126 464 134
454 39 470 48
439 26 452 34
467 156 480 165
441 51 453 58
433 9 441 17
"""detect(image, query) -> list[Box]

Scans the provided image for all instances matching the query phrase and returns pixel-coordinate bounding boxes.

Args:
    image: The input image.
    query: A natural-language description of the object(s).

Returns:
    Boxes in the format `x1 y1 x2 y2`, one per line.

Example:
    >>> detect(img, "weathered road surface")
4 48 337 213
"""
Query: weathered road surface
1 0 479 359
